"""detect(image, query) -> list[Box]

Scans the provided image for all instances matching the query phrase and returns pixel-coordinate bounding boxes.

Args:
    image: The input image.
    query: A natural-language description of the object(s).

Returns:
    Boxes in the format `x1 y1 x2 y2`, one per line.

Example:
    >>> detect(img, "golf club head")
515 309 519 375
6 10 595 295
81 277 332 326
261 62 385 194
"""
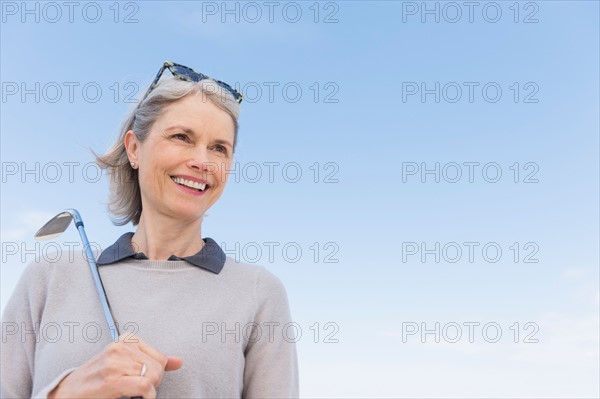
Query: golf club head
34 209 82 240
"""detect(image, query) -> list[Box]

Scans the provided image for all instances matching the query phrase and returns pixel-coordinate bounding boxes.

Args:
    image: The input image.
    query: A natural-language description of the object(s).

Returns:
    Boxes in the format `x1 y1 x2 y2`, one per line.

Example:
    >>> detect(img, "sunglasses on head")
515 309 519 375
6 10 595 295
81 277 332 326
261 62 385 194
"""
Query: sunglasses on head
141 61 243 103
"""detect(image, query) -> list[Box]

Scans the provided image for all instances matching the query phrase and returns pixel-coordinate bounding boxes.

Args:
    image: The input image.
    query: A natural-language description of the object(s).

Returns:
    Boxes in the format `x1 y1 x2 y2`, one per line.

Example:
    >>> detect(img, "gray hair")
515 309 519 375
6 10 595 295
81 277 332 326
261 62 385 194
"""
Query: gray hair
95 77 241 226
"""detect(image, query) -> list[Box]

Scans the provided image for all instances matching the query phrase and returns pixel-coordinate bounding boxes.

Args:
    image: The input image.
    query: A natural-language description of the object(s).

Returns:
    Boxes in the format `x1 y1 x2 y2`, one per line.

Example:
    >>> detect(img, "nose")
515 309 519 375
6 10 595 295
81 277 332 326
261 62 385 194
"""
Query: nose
187 146 212 172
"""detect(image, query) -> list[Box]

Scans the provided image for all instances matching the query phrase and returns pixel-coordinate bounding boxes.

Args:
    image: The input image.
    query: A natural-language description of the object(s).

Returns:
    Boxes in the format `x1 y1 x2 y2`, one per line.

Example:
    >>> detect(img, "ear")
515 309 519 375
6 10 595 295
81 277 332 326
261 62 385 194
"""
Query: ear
124 130 140 163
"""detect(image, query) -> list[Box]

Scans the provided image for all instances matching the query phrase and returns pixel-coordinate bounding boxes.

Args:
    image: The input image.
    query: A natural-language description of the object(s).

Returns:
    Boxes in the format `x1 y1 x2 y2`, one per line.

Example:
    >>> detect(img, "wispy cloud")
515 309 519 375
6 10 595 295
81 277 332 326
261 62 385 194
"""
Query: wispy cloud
0 209 54 241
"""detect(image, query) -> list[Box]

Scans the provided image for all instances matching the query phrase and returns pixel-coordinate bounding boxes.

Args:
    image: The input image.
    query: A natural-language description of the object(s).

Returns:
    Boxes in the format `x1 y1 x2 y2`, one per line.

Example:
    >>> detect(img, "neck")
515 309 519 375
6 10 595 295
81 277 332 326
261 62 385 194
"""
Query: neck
131 213 205 260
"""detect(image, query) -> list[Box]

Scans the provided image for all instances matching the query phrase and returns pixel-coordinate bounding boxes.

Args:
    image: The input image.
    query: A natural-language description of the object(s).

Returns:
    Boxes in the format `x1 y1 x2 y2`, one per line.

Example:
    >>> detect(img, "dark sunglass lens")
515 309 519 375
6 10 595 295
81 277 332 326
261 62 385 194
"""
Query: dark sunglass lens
172 66 203 82
168 64 241 102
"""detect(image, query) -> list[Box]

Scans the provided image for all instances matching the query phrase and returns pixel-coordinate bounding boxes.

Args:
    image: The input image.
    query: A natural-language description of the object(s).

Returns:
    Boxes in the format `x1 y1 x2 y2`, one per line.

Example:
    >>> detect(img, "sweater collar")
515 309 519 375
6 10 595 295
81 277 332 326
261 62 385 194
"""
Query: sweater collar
97 232 225 274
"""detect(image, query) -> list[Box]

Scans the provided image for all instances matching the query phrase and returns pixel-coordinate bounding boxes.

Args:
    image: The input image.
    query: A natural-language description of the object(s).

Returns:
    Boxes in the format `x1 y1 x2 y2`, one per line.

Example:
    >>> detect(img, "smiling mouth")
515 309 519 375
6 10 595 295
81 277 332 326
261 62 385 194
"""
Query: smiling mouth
171 176 209 192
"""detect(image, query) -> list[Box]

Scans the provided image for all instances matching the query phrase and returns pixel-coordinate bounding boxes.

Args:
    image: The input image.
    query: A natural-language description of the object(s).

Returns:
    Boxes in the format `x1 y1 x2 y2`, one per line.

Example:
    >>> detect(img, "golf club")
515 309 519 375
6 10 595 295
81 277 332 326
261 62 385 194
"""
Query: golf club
35 209 120 342
37 210 151 398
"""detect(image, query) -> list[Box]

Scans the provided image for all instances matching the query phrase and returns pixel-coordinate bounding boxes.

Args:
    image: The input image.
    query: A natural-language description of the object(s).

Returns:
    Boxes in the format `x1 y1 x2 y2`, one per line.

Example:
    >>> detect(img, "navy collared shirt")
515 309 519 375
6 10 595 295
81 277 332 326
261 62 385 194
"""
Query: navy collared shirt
97 232 226 274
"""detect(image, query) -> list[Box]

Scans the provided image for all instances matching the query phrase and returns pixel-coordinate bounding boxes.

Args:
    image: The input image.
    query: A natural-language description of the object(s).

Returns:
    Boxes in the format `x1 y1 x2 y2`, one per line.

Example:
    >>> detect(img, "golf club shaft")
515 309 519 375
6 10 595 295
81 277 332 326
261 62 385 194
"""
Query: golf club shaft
71 211 139 398
75 223 120 342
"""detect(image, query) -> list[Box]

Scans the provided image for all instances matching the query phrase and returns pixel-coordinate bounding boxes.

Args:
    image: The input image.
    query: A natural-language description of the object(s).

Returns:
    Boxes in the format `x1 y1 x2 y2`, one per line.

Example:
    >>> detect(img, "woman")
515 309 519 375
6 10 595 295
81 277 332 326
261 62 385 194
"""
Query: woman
1 62 299 398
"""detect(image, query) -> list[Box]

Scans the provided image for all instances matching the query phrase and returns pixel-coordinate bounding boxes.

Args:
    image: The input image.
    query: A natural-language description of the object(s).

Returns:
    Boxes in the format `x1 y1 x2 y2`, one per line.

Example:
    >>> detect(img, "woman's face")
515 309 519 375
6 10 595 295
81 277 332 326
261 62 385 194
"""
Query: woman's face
125 94 235 224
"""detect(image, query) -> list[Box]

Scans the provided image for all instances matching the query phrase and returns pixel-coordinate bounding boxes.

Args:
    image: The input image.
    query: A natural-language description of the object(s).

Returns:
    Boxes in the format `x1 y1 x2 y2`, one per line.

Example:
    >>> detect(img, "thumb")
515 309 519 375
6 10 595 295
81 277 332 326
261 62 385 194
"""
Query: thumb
165 356 183 371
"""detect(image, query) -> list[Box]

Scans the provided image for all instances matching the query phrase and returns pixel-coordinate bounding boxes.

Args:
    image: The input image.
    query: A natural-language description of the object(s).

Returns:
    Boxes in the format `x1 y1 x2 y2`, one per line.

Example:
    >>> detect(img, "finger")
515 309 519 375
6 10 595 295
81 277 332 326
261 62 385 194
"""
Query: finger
114 359 149 378
119 332 143 346
165 356 183 371
101 341 148 377
118 335 166 370
107 339 154 372
129 337 169 369
114 376 156 399
133 361 147 377
129 352 164 387
131 354 182 388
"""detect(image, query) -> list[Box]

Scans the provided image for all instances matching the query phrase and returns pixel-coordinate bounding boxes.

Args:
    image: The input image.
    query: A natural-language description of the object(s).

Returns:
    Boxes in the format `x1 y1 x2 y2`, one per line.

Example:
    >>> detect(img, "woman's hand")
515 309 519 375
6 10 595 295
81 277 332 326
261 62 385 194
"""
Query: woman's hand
47 333 183 399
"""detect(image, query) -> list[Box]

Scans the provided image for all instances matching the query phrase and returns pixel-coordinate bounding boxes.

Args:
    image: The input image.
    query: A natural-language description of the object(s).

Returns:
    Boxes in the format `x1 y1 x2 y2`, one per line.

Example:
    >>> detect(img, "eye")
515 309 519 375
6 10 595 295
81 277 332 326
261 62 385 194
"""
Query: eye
212 145 229 155
172 133 190 142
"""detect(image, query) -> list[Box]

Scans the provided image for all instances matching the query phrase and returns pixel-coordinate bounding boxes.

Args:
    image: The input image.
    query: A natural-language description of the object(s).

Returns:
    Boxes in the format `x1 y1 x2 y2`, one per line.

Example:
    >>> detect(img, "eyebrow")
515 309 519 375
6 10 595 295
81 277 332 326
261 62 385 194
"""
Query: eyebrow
165 125 233 148
166 125 195 135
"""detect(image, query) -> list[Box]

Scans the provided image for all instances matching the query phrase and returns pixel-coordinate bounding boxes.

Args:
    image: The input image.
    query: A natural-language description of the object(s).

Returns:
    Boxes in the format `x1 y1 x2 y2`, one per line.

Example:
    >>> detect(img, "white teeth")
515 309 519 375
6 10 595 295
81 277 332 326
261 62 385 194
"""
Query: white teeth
172 177 207 191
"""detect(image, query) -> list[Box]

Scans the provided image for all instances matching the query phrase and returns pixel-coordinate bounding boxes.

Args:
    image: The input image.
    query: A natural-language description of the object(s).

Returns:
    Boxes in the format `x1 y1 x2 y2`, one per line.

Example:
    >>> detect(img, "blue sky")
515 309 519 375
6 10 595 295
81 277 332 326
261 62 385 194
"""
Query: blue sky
1 1 599 397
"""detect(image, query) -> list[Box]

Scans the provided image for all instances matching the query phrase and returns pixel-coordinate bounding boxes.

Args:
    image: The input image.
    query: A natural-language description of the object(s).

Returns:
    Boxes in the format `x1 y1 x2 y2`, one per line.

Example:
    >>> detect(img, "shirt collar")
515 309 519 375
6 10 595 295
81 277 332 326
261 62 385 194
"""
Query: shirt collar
97 232 225 274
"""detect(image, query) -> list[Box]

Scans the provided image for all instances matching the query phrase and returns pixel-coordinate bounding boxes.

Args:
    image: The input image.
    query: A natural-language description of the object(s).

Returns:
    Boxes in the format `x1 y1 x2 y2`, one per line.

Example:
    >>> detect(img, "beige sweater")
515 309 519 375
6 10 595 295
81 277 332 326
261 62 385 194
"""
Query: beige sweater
1 245 299 398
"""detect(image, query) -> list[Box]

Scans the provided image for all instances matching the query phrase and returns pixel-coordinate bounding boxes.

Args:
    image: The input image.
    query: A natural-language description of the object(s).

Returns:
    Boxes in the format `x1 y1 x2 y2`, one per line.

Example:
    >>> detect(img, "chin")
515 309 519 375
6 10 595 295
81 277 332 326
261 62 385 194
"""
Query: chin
170 207 205 221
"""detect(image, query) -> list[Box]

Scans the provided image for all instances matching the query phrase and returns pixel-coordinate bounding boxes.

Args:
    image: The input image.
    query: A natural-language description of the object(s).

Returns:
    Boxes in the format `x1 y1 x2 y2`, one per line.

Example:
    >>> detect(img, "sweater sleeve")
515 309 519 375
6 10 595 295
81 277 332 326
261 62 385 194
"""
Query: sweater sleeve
0 261 71 399
242 268 299 398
